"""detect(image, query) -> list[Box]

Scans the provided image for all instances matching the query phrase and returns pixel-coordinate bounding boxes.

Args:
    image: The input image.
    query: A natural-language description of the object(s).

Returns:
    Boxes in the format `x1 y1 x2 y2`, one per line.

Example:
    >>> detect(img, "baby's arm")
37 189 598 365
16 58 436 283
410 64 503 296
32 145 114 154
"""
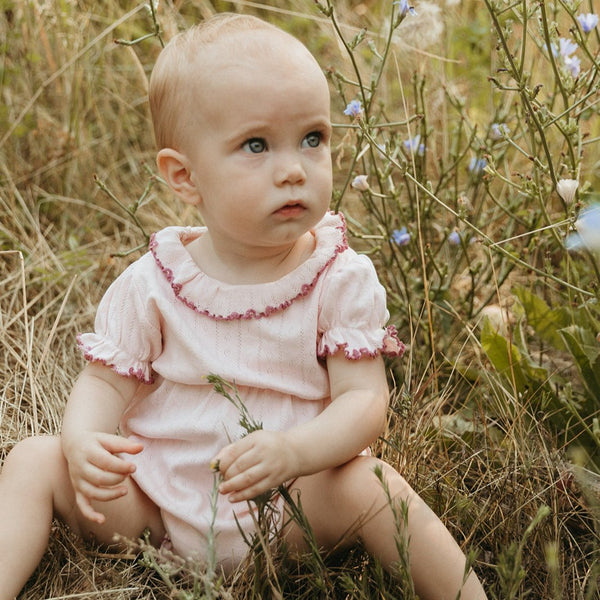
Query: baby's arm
61 362 143 523
215 353 389 502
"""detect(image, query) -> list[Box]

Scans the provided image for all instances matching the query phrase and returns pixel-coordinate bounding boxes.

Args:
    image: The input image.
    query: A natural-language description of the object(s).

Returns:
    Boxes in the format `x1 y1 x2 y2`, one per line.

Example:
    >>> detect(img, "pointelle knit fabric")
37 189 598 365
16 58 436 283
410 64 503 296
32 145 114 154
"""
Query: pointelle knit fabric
77 211 404 569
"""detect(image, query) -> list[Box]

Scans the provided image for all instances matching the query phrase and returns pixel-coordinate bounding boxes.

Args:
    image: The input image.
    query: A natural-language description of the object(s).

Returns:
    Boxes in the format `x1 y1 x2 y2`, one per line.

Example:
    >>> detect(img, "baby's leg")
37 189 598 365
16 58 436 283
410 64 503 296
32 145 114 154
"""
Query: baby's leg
283 456 487 600
0 435 164 600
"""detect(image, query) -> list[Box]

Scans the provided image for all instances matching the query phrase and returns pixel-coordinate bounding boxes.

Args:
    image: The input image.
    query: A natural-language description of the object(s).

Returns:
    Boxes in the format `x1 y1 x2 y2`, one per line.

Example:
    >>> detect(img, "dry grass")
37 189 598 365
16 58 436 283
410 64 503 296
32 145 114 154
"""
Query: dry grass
2 1 599 598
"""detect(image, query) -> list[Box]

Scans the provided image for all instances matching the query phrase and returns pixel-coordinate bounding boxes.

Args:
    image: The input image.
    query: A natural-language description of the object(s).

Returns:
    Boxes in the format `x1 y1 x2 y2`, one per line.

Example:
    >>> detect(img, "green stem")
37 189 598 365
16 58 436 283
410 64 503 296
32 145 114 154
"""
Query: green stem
364 129 592 297
94 175 150 243
484 0 558 189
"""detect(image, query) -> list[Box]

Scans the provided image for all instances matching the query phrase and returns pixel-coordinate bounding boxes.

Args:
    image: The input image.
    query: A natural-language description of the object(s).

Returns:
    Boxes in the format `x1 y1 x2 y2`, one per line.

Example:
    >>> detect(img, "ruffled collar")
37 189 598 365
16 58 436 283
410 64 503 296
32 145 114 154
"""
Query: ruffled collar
149 212 348 320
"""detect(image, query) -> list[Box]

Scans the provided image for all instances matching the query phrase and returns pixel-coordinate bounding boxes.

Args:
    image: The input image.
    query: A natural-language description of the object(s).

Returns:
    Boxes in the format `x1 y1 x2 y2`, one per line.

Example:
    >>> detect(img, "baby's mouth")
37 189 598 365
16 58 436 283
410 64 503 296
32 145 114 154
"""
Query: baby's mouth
274 201 306 216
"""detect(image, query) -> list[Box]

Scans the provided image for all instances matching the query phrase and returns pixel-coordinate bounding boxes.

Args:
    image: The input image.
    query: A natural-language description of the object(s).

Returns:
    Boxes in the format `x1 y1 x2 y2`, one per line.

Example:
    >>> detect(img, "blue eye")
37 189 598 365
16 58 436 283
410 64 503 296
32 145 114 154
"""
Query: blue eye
243 138 267 153
302 132 322 148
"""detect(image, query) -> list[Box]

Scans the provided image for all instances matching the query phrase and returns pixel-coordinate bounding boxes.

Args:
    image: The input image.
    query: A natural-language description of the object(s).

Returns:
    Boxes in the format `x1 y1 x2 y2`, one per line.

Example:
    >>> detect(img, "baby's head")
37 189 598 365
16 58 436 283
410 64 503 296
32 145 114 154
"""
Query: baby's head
149 13 329 154
149 14 333 251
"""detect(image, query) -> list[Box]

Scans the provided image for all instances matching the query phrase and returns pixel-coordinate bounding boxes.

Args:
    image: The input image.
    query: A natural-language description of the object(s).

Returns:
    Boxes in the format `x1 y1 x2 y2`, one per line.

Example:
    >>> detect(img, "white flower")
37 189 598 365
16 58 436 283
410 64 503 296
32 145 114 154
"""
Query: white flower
548 38 581 77
351 175 370 191
566 203 600 252
556 178 579 204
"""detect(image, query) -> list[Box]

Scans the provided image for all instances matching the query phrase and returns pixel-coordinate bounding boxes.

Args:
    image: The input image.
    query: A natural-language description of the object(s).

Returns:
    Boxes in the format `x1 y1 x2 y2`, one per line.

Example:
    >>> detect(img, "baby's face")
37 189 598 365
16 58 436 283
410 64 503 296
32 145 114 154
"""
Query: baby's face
181 30 333 255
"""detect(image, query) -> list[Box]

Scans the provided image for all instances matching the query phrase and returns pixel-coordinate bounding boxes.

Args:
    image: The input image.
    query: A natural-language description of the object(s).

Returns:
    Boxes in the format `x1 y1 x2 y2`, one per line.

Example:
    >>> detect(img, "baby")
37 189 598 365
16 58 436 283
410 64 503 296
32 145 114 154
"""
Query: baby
0 13 487 599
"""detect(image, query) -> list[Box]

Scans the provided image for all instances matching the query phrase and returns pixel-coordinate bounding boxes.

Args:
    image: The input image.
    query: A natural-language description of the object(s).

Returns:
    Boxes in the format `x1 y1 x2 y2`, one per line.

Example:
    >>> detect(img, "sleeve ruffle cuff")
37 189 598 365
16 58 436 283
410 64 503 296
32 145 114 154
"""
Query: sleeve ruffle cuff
318 325 405 360
77 333 155 384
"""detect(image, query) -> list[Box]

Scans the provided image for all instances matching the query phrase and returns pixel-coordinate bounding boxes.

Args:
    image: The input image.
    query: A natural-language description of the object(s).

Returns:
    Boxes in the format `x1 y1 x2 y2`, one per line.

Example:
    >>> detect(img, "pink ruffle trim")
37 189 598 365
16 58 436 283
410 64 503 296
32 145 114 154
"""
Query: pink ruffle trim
319 325 406 360
76 334 155 384
382 326 406 357
149 213 349 321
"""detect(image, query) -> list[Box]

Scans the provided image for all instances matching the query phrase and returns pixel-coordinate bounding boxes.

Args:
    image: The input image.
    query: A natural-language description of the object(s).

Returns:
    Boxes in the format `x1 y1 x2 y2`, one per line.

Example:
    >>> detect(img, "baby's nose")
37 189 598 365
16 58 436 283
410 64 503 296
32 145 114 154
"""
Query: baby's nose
275 153 306 186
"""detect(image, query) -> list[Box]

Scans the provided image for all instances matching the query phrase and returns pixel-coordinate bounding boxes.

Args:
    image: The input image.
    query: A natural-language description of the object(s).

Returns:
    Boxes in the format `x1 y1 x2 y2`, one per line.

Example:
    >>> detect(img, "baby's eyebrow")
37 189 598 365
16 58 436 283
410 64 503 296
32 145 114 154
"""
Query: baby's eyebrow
224 122 270 145
305 119 332 136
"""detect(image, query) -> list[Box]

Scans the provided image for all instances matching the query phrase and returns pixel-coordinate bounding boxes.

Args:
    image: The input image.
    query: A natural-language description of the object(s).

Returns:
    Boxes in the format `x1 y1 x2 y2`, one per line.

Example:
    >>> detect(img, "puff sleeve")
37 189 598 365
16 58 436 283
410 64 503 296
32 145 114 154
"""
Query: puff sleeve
317 250 405 360
77 257 162 383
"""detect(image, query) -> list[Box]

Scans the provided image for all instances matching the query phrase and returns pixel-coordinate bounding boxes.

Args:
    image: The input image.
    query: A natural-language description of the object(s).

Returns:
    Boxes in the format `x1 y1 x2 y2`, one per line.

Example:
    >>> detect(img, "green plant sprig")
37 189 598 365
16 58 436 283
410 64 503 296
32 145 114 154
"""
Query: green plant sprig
361 127 594 298
484 0 560 192
93 174 156 257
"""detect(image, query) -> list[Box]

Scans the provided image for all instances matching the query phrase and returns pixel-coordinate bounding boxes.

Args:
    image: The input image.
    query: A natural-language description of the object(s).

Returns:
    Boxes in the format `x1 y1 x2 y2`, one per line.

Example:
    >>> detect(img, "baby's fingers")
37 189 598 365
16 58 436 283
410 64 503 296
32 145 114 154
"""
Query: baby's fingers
75 491 107 524
77 477 128 500
221 469 274 503
97 434 144 457
90 435 143 476
212 436 253 475
94 434 143 473
81 462 130 488
89 450 137 477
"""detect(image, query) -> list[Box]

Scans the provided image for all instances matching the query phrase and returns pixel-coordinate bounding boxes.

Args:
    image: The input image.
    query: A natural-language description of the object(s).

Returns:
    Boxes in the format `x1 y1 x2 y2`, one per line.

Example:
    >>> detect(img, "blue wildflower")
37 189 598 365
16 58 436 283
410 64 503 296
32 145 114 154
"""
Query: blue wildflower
564 54 581 77
566 203 600 252
448 230 475 246
577 13 599 33
394 0 417 16
391 227 411 246
448 231 460 245
559 37 578 58
344 99 363 119
548 38 581 77
548 37 578 59
351 175 369 191
403 134 425 156
491 123 509 139
468 157 487 175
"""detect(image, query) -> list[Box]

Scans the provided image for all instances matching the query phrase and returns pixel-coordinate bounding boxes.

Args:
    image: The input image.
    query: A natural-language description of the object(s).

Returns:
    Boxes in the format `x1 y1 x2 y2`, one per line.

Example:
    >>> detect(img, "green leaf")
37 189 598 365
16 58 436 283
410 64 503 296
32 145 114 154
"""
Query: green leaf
513 286 570 351
481 319 549 394
481 319 527 392
559 326 600 399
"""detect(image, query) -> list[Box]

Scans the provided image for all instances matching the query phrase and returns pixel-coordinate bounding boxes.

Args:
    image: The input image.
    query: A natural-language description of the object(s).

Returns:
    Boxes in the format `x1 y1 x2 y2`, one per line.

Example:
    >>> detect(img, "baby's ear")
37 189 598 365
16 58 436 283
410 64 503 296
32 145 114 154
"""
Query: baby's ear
156 148 202 206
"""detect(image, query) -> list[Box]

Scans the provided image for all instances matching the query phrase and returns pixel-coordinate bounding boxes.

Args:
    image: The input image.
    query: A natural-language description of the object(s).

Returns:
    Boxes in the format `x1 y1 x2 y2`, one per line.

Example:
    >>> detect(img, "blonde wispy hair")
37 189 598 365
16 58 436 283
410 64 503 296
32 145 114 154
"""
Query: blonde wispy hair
149 13 286 151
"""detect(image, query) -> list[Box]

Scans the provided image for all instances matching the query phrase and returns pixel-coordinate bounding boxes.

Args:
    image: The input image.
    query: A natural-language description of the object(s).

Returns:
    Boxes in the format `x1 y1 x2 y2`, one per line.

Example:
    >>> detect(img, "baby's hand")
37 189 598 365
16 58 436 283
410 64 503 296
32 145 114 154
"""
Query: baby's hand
213 430 299 503
63 432 143 524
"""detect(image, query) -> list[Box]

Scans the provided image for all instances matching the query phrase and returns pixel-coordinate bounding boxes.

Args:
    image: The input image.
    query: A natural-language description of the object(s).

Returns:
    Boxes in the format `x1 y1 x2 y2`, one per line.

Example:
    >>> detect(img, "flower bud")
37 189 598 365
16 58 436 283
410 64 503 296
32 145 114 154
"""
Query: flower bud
556 178 579 204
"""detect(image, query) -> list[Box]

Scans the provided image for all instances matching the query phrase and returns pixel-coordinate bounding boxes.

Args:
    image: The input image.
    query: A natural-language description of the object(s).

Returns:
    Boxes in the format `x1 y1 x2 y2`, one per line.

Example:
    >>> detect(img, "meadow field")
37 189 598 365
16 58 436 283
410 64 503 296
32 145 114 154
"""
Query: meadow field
1 0 599 598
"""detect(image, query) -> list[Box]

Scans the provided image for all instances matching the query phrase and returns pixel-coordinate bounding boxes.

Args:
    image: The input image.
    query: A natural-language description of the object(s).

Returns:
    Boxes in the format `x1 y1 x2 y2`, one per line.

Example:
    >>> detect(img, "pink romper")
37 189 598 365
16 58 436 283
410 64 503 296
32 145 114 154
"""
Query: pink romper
78 212 403 569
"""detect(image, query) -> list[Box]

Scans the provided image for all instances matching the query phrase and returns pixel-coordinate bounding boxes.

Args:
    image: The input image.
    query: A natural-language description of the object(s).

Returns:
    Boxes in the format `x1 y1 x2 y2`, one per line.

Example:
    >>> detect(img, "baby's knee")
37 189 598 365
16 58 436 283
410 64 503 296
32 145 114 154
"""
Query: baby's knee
3 435 65 478
337 457 416 506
